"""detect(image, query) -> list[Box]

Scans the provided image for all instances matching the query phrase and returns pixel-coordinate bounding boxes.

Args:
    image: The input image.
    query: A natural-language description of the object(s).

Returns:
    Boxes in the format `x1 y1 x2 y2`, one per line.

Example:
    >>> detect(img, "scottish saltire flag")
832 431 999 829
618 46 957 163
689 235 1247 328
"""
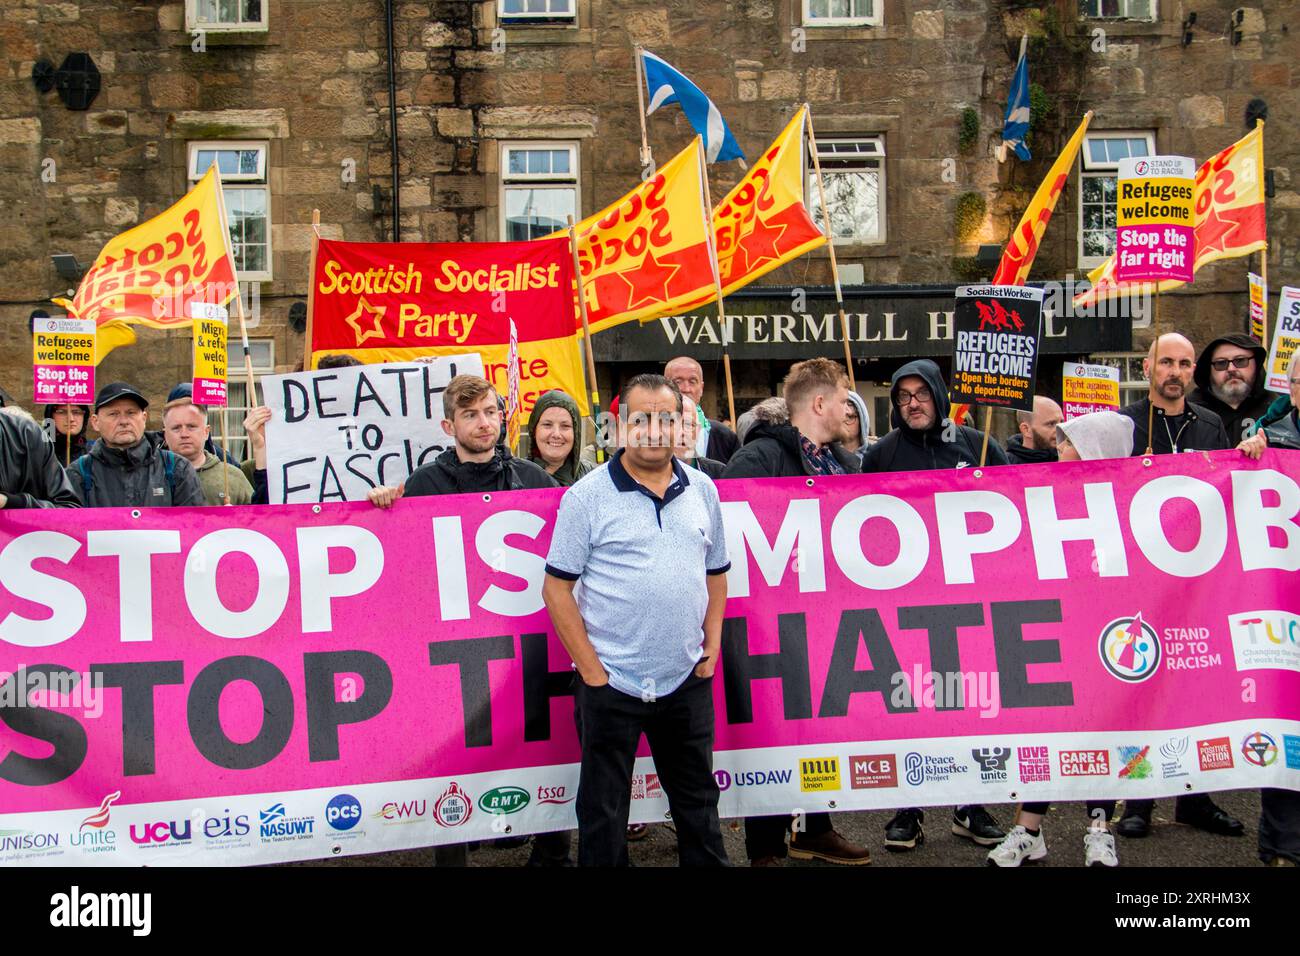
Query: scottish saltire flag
1000 39 1032 162
640 50 745 164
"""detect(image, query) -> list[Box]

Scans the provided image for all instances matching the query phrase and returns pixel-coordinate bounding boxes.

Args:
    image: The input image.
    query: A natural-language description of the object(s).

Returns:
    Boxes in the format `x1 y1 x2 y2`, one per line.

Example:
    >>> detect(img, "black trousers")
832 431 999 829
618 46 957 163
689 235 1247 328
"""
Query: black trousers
1259 788 1300 864
572 673 728 867
1123 793 1216 818
744 812 833 860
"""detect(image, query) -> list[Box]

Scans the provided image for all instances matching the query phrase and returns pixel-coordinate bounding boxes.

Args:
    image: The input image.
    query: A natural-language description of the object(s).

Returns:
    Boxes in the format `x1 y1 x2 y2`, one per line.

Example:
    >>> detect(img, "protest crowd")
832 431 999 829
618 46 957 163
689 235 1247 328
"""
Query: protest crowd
5 326 1299 869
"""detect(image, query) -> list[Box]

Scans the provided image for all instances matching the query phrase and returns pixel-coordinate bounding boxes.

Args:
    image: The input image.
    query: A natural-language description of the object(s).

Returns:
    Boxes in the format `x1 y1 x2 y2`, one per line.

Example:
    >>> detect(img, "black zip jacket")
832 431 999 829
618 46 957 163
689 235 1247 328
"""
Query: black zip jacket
404 444 557 496
0 414 80 508
722 421 860 479
1119 399 1229 455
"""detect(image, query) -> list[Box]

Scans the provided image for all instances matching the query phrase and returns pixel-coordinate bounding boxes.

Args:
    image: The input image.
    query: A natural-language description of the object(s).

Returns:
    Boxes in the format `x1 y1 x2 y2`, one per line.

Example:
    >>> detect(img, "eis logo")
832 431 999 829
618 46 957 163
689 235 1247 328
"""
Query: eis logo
202 809 251 841
1099 613 1161 682
325 793 362 832
799 757 841 792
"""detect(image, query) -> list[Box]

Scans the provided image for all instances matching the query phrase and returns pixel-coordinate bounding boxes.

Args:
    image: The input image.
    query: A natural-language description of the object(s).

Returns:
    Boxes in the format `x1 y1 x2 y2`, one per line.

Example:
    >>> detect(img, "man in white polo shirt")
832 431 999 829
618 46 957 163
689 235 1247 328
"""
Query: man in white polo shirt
542 373 731 866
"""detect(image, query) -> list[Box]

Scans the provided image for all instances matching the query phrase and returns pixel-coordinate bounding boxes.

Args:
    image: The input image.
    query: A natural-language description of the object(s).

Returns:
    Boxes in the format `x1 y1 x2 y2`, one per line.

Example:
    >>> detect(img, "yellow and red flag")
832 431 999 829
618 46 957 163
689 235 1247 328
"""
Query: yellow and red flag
1073 125 1267 308
310 235 589 415
710 106 827 296
992 111 1094 286
557 138 716 335
53 166 239 361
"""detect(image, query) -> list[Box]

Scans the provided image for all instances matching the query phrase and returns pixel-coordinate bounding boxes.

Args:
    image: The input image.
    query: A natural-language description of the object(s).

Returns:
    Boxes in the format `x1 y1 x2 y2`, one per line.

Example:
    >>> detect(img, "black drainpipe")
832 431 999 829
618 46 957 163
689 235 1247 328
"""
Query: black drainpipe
385 0 400 242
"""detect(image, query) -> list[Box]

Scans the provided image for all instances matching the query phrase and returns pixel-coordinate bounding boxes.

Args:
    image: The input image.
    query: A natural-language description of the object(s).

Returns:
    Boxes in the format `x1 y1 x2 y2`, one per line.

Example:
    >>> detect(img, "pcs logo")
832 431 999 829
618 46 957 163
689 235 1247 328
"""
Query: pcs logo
325 794 362 832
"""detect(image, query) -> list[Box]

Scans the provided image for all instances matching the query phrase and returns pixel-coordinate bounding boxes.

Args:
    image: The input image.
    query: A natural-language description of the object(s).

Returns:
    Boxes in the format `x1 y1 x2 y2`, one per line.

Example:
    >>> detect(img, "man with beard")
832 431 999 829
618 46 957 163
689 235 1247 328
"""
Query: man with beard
1188 333 1271 446
1005 396 1062 465
1120 333 1228 456
1115 334 1240 839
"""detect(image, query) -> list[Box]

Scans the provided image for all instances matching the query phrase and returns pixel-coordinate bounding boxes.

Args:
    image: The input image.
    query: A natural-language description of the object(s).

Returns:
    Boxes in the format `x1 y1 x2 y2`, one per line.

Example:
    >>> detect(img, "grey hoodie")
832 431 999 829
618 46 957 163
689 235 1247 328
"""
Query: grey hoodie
1056 411 1135 461
844 391 871 461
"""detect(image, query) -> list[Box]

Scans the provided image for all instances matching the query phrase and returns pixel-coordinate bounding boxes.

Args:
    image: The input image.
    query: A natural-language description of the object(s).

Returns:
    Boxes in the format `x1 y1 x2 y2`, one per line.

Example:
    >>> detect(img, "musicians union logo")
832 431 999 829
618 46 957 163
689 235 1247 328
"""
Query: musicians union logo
1099 613 1162 683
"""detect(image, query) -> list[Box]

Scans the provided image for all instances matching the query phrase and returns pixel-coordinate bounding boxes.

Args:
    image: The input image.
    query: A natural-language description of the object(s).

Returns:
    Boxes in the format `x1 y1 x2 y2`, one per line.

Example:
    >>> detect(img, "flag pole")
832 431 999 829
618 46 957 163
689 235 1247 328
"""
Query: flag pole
220 406 230 504
1256 118 1268 346
65 404 72 467
695 138 737 426
212 173 259 406
1146 293 1161 455
979 407 993 467
304 209 320 371
804 104 857 390
567 215 605 463
633 45 653 172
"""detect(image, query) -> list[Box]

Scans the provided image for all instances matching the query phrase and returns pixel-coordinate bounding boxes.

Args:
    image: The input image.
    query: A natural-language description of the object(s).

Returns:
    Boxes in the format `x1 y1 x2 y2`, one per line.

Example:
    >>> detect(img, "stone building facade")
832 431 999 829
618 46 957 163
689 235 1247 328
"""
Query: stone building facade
1 0 1296 445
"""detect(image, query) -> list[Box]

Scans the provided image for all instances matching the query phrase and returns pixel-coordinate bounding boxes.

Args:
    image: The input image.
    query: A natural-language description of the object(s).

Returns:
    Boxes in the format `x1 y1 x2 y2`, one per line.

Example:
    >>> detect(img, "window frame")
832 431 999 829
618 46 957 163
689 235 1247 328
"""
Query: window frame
1089 351 1148 407
497 0 577 24
1080 0 1157 22
187 140 273 283
807 134 887 246
802 0 881 28
498 141 581 243
1077 129 1156 269
185 0 269 33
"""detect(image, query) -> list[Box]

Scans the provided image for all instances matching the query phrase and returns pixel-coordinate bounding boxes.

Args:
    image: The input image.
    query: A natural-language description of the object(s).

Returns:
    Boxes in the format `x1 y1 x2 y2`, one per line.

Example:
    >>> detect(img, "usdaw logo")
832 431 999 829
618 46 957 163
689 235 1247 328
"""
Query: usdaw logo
1099 613 1161 682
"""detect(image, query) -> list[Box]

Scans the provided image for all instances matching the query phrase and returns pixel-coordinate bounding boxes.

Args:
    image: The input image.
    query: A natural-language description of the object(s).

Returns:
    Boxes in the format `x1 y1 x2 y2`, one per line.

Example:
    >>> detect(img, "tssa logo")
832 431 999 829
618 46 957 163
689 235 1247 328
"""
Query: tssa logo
537 785 574 805
128 820 192 846
325 794 362 831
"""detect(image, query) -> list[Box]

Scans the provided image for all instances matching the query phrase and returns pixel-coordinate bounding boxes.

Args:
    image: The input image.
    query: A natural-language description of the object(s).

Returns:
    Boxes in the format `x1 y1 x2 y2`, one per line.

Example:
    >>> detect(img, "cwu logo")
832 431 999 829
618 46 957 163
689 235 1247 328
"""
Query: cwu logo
1099 613 1161 683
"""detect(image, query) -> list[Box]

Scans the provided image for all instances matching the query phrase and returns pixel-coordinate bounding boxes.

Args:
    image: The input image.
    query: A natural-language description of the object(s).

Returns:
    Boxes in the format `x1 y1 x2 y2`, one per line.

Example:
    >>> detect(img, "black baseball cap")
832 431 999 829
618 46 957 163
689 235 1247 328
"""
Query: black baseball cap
94 382 149 412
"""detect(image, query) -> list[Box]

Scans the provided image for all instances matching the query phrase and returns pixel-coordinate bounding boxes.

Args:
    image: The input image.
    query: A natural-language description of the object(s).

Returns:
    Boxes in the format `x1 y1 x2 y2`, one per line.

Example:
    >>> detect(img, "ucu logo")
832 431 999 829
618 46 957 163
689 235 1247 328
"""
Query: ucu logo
128 820 192 845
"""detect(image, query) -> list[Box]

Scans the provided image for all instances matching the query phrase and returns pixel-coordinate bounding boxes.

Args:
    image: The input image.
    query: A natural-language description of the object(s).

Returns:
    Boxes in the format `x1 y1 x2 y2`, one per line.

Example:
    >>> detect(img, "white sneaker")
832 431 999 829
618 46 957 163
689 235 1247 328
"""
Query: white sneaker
1084 827 1119 868
986 825 1047 867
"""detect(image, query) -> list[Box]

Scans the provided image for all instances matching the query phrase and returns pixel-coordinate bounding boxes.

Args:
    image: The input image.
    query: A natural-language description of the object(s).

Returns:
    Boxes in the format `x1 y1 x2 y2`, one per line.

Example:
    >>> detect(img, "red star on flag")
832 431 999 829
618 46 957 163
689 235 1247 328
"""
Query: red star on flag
618 249 681 311
1196 203 1260 257
736 215 789 274
344 297 387 346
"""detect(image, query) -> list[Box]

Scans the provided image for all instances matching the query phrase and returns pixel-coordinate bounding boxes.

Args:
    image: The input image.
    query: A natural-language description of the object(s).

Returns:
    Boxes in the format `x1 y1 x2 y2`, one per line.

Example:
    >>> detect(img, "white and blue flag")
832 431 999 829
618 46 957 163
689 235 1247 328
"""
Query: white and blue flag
1000 37 1031 162
640 50 745 164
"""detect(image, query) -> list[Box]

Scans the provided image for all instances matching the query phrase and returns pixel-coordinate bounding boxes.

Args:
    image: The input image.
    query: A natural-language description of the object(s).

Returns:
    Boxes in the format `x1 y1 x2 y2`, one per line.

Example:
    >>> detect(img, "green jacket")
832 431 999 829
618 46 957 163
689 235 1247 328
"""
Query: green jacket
526 390 594 488
196 451 254 506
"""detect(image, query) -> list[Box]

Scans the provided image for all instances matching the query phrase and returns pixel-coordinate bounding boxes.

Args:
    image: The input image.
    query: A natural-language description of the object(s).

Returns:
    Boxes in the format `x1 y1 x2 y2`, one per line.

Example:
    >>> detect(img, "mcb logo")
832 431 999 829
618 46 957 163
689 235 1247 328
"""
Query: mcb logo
1099 613 1161 682
799 757 841 792
1241 732 1278 768
849 754 897 789
325 793 362 831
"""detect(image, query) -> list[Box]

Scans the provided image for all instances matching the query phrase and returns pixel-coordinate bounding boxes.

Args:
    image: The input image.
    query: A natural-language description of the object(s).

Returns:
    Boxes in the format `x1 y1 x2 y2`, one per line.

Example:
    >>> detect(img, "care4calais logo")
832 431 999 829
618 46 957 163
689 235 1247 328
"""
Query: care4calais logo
1099 612 1161 682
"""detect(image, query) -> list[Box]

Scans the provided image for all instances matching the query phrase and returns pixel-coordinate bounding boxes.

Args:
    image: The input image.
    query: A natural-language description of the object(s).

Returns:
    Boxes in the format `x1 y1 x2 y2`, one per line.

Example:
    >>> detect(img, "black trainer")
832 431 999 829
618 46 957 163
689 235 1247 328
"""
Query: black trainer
951 805 1005 846
884 808 925 851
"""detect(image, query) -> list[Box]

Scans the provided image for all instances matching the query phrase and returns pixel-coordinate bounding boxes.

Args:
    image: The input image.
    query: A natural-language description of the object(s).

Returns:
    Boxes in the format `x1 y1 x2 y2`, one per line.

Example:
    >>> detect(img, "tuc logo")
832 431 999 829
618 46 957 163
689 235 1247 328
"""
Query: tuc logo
325 793 363 832
848 754 897 789
799 757 841 792
1099 613 1161 683
1059 750 1110 777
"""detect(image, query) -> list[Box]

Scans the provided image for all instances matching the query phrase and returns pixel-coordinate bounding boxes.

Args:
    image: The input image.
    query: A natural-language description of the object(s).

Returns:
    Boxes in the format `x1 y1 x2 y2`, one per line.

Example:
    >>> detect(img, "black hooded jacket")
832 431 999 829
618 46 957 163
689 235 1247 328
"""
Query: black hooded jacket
861 359 1009 472
1188 332 1272 444
722 421 860 479
1005 434 1058 465
0 413 80 508
404 443 557 496
1119 398 1228 455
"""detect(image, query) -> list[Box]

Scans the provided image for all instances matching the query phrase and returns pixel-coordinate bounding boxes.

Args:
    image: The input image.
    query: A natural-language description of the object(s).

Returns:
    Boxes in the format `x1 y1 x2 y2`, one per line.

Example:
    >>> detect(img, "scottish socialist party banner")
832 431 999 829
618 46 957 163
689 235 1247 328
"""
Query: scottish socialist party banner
309 236 588 415
1 452 1298 866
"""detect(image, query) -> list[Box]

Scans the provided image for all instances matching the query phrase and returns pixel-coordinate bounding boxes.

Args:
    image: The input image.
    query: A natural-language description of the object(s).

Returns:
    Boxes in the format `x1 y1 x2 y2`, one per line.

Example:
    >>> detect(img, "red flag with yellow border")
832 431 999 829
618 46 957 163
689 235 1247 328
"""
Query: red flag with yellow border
310 236 589 415
52 166 239 362
554 138 716 335
1073 125 1267 308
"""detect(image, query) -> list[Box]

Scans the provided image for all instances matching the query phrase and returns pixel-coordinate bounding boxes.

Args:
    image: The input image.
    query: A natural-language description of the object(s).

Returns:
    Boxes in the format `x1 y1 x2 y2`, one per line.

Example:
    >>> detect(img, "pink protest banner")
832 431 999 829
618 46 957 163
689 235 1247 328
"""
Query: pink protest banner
1 451 1297 866
32 317 95 406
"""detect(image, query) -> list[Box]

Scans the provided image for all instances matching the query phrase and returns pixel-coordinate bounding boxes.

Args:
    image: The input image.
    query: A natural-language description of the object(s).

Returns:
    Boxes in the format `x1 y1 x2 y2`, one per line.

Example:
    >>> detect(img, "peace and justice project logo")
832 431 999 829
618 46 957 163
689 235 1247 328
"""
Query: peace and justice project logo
1099 613 1162 683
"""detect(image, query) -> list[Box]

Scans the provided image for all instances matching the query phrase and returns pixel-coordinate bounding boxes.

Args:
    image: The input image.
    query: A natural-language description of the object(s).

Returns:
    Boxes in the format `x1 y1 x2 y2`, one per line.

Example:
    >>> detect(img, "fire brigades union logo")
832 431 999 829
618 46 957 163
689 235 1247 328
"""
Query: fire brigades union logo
1099 613 1161 683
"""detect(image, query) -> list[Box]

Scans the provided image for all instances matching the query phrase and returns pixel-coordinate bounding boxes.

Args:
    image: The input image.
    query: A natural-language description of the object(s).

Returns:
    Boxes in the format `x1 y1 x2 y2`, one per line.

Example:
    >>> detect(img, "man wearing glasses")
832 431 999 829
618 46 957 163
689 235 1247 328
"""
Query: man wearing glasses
1189 333 1271 445
861 359 1009 852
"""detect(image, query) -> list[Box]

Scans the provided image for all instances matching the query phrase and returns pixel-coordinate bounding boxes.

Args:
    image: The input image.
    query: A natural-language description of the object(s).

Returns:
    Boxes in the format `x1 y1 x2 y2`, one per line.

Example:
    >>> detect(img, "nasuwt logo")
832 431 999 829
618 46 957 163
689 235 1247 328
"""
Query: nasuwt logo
1099 613 1161 682
1241 732 1278 768
259 803 315 841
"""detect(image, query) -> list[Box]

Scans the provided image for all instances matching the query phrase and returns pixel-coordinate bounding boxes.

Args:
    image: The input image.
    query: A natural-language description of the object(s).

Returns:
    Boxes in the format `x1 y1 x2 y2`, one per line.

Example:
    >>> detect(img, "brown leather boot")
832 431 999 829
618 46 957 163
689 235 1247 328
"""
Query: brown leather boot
787 828 872 865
